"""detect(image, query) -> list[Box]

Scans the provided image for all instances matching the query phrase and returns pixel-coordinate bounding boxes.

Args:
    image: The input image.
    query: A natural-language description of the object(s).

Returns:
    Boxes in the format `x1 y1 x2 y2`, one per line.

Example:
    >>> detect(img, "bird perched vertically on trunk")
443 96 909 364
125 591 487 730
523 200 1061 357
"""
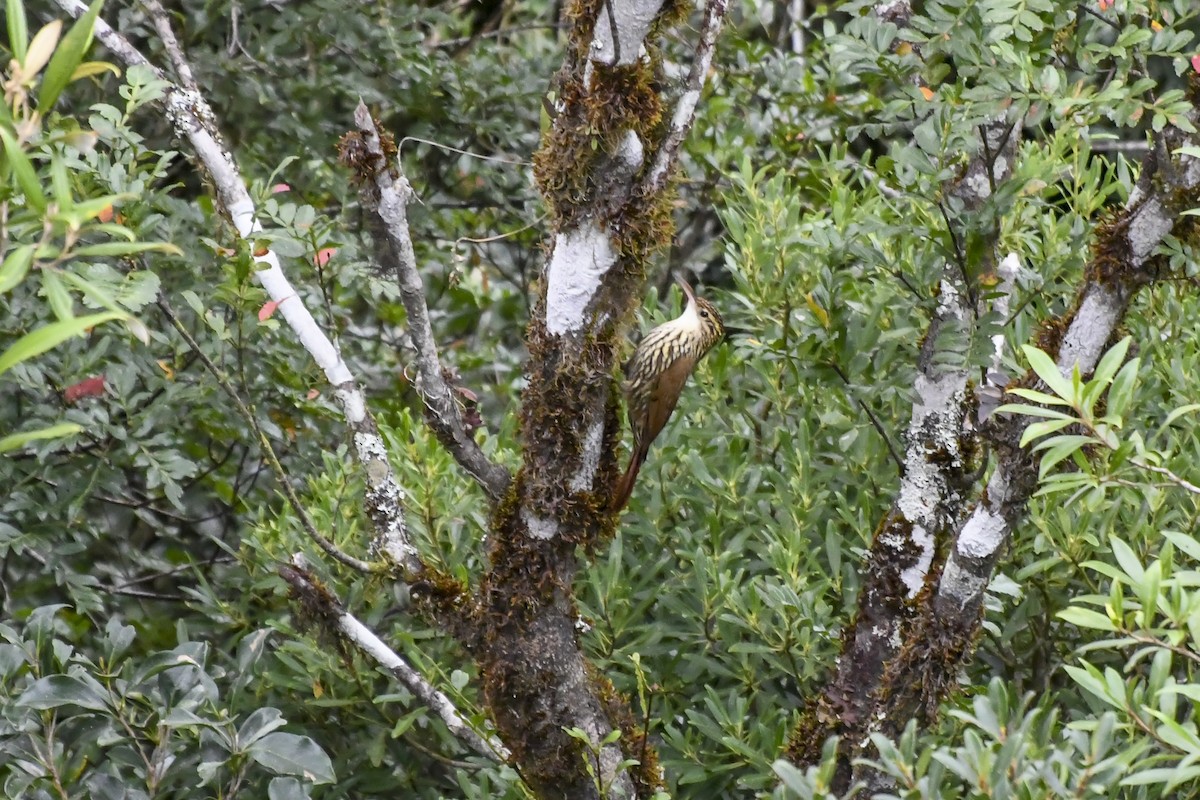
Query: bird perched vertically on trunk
611 276 725 512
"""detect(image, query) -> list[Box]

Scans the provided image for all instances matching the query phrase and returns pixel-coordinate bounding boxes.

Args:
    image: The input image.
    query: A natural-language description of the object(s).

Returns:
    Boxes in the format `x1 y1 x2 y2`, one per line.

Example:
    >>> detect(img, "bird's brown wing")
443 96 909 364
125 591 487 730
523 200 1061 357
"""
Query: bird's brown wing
637 352 697 460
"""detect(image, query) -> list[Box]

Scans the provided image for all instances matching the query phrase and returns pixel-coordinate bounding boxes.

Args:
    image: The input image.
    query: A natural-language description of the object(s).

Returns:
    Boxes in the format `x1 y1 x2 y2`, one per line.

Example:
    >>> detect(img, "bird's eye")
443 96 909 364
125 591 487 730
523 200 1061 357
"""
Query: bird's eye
700 310 709 319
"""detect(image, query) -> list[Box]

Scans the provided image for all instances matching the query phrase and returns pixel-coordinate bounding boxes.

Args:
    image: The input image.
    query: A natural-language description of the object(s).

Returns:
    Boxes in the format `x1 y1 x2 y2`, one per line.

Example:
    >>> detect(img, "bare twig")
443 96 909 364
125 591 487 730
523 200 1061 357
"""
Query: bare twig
158 296 382 575
643 0 731 193
279 556 510 762
50 0 422 574
349 104 512 502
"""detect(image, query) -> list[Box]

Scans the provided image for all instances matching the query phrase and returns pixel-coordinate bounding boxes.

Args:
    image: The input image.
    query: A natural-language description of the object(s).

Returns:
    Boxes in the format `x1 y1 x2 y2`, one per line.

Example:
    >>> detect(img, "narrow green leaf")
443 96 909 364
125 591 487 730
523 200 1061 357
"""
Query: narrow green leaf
70 193 132 221
1037 438 1091 479
1092 336 1131 390
1019 418 1075 447
0 311 123 375
1163 403 1200 429
1110 538 1145 584
0 422 83 453
1107 358 1140 419
1004 388 1073 406
1021 344 1075 403
68 60 119 81
0 125 47 212
7 0 29 64
994 402 1075 419
1057 606 1115 631
49 156 73 212
37 0 105 111
41 269 74 321
0 244 36 294
73 241 182 258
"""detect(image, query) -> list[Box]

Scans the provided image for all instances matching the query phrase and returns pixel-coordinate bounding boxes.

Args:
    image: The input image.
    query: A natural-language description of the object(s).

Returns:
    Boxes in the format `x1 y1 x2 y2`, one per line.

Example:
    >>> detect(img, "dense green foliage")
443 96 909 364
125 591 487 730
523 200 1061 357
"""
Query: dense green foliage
5 0 1200 797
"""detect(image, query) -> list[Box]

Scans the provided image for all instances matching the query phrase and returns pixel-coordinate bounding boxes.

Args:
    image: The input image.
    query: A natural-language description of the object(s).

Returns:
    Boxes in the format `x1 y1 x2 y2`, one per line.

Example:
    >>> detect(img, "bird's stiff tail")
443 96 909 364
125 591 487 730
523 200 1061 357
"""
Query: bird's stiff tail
610 453 644 513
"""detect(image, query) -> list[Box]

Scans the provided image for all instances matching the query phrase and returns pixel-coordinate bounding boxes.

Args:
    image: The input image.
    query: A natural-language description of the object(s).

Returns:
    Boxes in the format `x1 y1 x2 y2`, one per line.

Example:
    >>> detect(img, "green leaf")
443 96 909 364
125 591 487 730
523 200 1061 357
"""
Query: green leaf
73 240 183 258
7 0 29 64
68 60 119 81
0 244 36 294
994 402 1075 419
247 733 335 784
1057 606 1115 631
41 269 75 321
1019 418 1075 447
17 674 108 711
0 125 47 212
1091 336 1130 390
1021 344 1075 404
237 707 288 749
1163 403 1200 429
38 0 105 111
1003 388 1072 407
1107 358 1140 419
0 311 123 375
0 422 83 453
268 777 311 800
1110 538 1145 584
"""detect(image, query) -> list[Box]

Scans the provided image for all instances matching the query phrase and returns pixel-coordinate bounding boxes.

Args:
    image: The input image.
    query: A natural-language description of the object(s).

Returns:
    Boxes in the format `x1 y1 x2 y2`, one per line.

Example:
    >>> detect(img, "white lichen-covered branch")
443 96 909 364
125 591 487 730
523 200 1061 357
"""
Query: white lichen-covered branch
50 0 421 574
644 0 731 193
348 104 511 503
936 127 1200 615
281 557 507 761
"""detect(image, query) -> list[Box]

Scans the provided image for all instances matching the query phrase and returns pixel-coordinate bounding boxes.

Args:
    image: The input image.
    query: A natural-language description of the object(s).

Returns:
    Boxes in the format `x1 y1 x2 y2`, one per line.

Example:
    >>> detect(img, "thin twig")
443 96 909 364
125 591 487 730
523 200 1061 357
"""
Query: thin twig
826 360 905 475
158 295 382 575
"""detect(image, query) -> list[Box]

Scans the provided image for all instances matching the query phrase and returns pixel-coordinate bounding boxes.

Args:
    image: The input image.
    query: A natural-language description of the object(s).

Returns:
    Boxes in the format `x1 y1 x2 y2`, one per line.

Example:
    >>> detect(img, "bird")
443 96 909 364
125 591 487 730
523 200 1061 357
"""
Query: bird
611 275 725 512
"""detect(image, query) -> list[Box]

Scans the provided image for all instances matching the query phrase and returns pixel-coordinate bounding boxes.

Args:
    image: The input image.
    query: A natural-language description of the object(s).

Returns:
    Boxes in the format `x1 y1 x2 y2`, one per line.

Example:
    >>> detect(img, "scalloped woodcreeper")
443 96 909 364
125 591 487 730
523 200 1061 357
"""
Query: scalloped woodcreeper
611 276 725 512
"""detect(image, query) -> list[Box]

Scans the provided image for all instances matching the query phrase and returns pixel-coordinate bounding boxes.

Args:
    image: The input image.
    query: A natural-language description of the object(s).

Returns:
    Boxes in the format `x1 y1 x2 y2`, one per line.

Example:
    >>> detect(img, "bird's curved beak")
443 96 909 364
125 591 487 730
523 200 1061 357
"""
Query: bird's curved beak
674 274 696 304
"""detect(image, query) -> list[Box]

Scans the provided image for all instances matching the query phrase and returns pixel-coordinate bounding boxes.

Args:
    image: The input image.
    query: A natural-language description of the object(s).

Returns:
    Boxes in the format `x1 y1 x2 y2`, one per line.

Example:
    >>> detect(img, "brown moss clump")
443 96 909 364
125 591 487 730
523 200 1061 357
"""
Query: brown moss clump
409 568 482 653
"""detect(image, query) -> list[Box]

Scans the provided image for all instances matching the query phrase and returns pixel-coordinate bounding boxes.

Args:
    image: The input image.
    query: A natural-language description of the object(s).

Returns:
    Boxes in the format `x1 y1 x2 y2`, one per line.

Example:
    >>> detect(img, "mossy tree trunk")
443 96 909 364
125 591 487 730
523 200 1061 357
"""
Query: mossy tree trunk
467 0 728 797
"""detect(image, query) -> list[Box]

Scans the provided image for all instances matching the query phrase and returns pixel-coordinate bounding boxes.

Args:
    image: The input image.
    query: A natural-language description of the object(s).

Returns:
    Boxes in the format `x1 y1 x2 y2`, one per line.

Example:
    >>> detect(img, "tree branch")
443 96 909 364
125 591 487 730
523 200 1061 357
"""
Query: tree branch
643 0 731 194
50 0 422 575
279 556 509 762
344 104 512 503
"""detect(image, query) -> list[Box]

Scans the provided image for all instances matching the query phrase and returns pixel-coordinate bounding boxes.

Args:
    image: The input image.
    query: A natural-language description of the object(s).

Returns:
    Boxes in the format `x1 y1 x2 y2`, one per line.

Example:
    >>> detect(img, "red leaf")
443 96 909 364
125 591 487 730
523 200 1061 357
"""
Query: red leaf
97 204 114 223
64 375 106 404
271 183 291 193
314 247 337 267
259 300 280 321
1097 0 1112 10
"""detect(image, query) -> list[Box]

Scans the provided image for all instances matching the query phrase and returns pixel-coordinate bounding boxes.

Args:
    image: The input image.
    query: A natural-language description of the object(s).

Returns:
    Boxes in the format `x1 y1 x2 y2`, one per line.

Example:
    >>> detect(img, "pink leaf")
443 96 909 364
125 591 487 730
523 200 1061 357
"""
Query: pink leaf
271 183 291 194
259 299 280 322
1192 54 1200 74
314 247 337 267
